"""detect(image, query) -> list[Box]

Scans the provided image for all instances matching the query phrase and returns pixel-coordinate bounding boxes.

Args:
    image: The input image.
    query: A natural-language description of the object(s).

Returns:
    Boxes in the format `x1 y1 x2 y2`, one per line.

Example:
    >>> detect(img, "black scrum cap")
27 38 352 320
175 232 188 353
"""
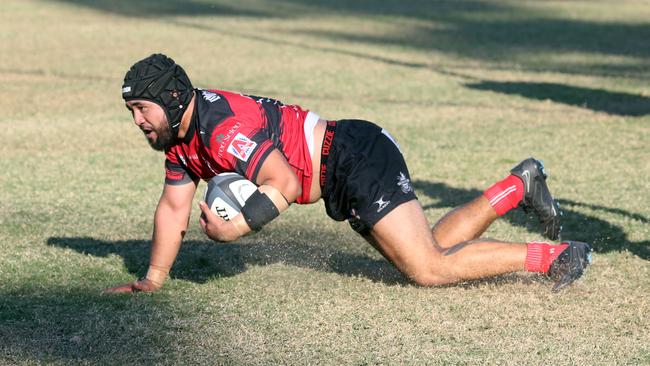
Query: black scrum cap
122 54 193 133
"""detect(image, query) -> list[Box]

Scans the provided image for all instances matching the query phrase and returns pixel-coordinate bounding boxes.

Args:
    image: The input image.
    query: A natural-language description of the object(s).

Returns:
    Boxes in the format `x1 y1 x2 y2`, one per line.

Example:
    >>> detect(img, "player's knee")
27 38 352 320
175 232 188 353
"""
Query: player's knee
409 267 456 287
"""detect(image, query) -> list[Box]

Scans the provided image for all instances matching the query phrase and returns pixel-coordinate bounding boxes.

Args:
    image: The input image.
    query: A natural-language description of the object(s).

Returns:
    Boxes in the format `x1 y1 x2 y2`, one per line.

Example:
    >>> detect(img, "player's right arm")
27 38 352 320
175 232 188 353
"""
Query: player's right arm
103 178 198 294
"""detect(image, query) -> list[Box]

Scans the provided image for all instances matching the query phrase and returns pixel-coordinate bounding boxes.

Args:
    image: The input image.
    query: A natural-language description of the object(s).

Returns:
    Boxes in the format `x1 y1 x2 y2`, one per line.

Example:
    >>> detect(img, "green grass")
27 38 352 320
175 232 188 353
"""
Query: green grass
1 0 649 364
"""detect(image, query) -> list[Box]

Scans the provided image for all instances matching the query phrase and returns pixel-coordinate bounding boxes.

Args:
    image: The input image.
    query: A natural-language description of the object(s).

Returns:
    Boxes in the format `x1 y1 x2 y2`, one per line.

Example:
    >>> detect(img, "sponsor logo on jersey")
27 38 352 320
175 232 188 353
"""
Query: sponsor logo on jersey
373 196 390 213
201 90 220 103
178 154 187 166
397 172 412 194
227 133 257 162
216 121 242 157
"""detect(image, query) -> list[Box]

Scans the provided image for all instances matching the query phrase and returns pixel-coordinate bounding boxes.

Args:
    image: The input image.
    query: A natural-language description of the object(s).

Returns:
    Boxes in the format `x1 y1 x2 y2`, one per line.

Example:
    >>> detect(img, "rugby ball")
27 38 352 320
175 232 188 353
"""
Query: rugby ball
204 173 257 221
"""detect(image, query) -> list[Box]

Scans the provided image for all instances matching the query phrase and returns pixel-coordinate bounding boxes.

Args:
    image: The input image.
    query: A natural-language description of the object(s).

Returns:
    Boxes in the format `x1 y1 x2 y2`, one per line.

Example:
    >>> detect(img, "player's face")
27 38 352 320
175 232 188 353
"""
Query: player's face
125 100 176 151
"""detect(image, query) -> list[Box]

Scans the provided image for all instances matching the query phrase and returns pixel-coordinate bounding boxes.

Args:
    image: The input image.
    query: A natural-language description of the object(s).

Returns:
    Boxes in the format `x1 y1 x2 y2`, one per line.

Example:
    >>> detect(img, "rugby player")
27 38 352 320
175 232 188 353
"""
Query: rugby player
104 54 591 294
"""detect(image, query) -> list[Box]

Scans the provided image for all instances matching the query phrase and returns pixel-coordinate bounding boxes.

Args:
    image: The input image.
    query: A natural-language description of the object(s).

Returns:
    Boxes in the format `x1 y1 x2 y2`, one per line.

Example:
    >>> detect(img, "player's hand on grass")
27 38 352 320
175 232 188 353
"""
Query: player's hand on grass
198 201 243 242
102 278 160 294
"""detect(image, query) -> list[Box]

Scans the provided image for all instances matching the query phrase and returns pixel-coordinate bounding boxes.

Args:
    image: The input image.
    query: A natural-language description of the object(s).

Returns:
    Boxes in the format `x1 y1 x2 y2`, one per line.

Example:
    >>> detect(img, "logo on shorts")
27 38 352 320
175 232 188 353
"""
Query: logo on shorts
397 172 412 193
322 129 335 156
350 208 360 219
373 196 390 213
227 133 257 162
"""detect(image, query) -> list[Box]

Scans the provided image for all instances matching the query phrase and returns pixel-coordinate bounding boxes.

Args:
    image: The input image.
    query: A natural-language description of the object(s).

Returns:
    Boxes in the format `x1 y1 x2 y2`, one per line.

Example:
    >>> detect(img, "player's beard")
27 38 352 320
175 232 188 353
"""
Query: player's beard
148 122 177 151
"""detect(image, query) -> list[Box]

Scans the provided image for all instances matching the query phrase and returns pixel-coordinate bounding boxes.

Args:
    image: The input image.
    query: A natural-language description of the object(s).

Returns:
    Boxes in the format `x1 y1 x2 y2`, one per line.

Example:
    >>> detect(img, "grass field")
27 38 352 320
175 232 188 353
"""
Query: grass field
1 0 649 364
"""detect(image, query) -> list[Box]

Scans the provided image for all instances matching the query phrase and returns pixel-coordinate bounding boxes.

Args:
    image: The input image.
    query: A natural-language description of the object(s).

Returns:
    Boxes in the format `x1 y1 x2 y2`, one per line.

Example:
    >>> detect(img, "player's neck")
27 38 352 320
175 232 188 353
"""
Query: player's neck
177 91 196 140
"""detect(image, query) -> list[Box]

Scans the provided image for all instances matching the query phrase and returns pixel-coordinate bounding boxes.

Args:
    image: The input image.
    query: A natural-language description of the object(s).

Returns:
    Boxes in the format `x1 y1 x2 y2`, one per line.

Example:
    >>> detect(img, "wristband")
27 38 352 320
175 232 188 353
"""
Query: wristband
240 190 280 231
145 264 170 288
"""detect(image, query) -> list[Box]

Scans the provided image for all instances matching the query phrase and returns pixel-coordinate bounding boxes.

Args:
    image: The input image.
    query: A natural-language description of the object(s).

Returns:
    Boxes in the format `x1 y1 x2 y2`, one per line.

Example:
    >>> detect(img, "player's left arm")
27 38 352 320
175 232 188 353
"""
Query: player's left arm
198 148 299 241
252 148 302 205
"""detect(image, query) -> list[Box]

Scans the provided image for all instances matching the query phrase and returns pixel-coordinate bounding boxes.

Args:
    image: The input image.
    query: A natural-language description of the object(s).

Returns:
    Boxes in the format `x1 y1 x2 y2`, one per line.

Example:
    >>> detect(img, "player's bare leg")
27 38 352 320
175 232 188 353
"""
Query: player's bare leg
431 196 498 249
367 200 526 286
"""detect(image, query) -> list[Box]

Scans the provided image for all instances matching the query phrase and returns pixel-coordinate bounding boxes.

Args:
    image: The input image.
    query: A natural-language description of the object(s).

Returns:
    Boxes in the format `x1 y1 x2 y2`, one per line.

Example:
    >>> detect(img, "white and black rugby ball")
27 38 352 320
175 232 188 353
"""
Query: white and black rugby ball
204 173 257 221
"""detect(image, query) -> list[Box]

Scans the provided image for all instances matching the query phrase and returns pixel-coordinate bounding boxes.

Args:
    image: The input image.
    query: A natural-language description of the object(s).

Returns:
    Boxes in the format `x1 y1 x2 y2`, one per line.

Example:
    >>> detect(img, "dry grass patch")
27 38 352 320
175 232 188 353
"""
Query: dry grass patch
1 0 648 365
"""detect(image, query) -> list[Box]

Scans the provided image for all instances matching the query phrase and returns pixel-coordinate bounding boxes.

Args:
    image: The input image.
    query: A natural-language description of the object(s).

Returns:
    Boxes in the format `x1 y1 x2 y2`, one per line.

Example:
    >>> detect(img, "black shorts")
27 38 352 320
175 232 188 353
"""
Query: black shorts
320 119 417 235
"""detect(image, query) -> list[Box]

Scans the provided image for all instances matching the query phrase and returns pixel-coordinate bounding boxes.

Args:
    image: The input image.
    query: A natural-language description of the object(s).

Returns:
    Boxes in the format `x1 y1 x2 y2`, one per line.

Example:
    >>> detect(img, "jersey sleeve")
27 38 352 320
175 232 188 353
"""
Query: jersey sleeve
164 152 198 186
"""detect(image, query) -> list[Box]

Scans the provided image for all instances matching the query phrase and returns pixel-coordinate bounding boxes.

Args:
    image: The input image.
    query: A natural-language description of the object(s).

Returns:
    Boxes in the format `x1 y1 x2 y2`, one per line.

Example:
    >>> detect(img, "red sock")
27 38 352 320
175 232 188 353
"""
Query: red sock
483 175 524 216
525 242 569 273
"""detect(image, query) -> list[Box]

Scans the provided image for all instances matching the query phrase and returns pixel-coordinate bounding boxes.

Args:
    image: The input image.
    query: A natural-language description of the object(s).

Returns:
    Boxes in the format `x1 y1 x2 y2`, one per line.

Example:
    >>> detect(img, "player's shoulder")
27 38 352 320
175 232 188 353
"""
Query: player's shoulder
199 88 255 103
194 89 237 137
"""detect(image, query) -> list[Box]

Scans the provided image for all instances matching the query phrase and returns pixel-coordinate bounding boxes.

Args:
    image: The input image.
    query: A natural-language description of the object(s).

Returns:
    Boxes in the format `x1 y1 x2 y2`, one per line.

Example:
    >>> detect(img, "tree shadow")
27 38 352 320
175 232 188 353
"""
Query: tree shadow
51 0 273 18
47 0 650 79
279 0 650 78
258 0 650 78
46 237 407 285
465 81 650 116
413 180 649 259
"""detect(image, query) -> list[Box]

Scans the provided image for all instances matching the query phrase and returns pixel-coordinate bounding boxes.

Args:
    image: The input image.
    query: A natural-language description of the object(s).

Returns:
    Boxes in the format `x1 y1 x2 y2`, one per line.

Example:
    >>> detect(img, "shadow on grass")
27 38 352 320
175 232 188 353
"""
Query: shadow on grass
47 237 408 285
0 288 196 364
46 235 552 292
465 81 650 116
50 0 650 79
46 179 648 291
52 0 272 18
413 180 650 260
279 0 650 78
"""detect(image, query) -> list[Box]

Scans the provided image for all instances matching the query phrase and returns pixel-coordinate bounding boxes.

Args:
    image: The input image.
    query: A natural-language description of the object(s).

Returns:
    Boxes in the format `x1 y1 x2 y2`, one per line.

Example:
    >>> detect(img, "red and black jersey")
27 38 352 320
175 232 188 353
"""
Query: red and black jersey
164 89 315 204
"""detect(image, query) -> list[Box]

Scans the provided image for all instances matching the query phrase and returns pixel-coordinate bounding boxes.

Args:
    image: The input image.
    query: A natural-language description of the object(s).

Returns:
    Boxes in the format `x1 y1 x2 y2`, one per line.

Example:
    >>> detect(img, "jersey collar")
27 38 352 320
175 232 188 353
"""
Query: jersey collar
181 93 199 144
